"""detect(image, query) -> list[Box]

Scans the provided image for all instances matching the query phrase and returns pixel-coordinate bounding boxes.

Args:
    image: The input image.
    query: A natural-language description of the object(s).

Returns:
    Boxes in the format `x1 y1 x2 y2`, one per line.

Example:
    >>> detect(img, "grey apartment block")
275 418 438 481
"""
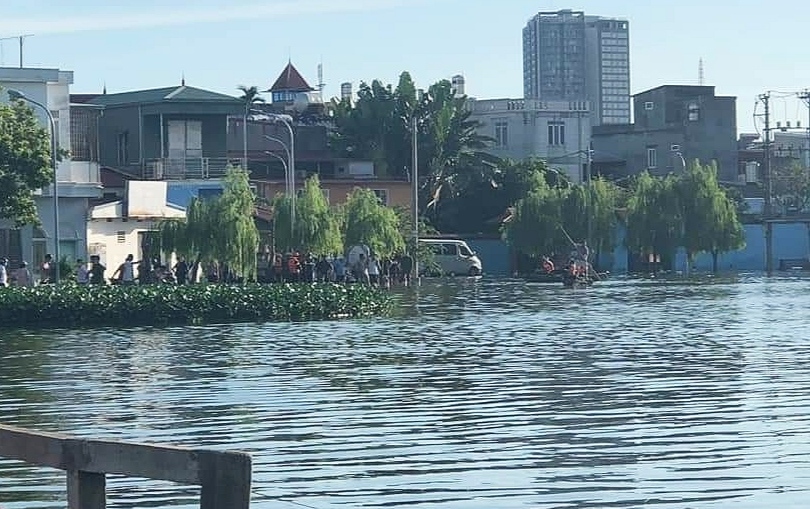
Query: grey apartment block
592 85 738 182
523 9 630 126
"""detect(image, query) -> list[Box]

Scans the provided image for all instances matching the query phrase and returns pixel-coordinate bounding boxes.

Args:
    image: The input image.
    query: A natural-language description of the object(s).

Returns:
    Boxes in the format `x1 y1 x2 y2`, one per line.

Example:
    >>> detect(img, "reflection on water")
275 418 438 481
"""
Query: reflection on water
3 276 810 508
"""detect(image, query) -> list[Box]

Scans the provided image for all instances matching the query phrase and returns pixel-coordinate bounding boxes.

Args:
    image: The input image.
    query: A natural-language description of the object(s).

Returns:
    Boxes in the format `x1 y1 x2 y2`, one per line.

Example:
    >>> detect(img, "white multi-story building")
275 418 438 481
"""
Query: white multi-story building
0 67 101 274
469 97 592 183
523 9 630 126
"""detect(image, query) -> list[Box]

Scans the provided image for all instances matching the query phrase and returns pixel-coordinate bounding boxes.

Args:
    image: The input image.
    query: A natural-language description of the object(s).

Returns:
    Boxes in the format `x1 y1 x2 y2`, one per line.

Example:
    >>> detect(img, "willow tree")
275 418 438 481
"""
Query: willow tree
343 188 404 258
679 161 745 271
503 182 564 257
625 172 682 264
159 166 259 281
273 176 342 254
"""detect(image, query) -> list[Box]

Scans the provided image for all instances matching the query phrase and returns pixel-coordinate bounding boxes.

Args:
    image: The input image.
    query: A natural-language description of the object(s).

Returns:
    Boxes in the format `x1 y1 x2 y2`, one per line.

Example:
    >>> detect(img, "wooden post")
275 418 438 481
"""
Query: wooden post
67 471 106 509
0 424 252 508
199 450 253 509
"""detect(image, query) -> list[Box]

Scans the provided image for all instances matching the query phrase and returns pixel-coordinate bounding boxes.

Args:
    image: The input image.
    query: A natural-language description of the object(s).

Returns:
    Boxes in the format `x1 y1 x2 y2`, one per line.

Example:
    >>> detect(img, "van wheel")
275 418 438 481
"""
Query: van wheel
468 267 481 277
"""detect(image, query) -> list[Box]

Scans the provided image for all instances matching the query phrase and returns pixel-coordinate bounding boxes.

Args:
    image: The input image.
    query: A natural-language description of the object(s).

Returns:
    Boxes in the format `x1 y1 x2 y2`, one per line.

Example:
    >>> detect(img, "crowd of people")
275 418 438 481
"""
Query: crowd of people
261 250 415 287
0 249 416 288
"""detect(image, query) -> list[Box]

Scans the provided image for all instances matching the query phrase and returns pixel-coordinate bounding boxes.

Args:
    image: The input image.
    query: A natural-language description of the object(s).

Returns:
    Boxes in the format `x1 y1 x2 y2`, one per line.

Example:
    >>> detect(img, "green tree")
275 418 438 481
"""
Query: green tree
159 166 260 281
431 158 552 234
237 85 265 167
503 181 565 257
771 159 810 214
678 161 745 271
273 175 342 254
329 72 493 222
625 172 682 264
0 97 53 226
343 188 405 258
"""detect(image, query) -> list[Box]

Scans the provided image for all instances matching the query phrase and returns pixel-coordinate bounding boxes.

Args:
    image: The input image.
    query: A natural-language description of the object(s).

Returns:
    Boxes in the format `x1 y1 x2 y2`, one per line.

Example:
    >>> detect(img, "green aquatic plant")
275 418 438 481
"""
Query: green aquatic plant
0 283 391 328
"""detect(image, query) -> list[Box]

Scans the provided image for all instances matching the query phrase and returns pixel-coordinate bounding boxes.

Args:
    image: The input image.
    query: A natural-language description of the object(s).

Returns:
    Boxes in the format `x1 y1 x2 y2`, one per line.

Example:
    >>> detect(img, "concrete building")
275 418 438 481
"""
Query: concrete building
522 9 630 125
0 67 101 274
772 131 810 169
87 181 185 270
81 84 244 180
469 97 592 183
591 85 738 182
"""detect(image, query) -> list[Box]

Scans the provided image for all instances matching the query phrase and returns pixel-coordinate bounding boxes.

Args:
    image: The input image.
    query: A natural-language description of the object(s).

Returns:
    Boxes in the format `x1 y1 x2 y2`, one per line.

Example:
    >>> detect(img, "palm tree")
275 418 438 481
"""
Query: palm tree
237 85 265 170
418 80 493 214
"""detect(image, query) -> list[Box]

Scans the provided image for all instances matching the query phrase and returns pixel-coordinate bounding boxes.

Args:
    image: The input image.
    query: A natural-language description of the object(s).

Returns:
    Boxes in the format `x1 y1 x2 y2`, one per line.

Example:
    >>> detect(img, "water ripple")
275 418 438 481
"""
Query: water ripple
2 275 810 508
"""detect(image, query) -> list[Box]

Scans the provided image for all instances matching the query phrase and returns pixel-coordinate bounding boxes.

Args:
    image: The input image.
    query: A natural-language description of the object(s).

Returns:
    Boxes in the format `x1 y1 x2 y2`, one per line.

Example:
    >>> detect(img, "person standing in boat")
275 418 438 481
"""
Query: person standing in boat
542 256 555 274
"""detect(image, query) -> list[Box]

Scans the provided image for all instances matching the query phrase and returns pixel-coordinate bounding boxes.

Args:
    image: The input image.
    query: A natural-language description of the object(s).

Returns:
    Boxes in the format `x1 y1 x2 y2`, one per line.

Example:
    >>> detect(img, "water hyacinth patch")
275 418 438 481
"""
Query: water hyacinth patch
0 283 391 328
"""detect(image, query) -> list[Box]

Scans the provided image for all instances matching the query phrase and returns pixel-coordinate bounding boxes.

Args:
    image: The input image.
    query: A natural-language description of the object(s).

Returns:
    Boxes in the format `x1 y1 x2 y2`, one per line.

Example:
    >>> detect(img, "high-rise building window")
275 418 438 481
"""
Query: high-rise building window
547 121 566 146
688 102 700 122
495 120 508 147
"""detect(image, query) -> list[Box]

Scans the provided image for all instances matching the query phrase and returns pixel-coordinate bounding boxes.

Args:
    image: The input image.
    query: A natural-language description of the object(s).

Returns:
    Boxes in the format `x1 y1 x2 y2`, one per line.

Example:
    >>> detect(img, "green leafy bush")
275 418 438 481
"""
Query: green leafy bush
0 283 391 328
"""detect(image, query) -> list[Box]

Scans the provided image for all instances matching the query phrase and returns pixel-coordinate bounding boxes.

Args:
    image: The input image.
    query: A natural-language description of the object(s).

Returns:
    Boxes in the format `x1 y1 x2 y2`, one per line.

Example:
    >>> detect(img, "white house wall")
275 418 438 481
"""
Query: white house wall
87 219 163 269
470 98 592 184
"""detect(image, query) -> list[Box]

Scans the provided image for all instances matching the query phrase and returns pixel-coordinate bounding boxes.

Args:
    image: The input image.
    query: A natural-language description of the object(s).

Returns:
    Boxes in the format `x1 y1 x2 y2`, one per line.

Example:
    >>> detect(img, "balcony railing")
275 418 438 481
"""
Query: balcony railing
126 158 241 180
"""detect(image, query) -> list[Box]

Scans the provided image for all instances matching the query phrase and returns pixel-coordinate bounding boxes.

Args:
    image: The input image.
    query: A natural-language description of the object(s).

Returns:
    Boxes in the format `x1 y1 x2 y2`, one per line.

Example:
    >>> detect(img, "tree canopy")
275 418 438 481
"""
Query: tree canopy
159 166 260 280
342 188 405 258
272 175 342 255
0 97 54 226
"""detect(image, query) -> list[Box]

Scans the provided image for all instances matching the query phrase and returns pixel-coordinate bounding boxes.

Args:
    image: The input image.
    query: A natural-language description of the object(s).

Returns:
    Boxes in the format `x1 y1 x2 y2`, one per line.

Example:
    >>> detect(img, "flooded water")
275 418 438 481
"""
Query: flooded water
2 276 810 508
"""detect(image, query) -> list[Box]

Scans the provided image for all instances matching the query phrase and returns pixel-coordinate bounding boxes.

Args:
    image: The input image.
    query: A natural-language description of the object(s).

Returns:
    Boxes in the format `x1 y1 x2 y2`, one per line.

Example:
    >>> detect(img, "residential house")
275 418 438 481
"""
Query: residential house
87 181 184 270
228 61 332 179
0 67 101 273
468 97 592 183
591 85 738 182
83 83 244 180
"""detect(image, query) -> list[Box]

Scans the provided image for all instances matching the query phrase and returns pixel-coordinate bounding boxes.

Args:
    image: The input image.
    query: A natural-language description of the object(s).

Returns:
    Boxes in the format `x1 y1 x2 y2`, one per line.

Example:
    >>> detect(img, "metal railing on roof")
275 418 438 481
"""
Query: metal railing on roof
126 158 241 180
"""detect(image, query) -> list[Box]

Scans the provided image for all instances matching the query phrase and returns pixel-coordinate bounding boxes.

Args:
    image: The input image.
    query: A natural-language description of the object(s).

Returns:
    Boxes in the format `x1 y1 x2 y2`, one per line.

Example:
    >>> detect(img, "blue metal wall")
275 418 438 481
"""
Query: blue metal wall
166 181 225 209
462 237 513 277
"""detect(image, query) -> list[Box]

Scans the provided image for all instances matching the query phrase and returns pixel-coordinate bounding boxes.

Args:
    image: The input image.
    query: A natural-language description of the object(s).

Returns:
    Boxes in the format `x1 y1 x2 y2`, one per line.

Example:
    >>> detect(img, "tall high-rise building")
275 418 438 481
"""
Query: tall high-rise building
523 9 630 125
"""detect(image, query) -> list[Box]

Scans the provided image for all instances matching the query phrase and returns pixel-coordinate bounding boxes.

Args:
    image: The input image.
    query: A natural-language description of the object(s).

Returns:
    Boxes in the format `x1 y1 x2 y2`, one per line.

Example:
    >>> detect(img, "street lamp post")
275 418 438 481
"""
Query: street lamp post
262 134 292 196
263 150 288 176
8 89 60 284
250 111 296 243
411 115 419 282
267 114 295 240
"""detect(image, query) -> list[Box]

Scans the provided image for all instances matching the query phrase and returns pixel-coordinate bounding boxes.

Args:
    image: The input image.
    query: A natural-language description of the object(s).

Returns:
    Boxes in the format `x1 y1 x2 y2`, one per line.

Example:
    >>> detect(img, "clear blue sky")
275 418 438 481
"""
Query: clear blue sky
2 0 809 132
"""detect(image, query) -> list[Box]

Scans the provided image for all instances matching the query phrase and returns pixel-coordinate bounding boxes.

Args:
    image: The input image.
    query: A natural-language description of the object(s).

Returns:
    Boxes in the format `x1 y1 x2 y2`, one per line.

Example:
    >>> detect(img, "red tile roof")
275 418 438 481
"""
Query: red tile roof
268 62 314 93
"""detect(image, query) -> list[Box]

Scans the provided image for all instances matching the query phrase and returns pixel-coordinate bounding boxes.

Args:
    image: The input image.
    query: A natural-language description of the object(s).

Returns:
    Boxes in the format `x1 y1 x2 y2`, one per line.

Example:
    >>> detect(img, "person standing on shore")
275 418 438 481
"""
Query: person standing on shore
0 258 8 288
76 259 89 285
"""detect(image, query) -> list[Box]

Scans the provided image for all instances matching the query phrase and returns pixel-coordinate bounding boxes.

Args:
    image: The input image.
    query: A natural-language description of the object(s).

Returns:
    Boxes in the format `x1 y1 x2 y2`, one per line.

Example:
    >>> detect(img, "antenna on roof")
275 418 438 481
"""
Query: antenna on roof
0 34 33 68
317 62 324 93
698 58 704 86
181 72 186 86
103 82 107 95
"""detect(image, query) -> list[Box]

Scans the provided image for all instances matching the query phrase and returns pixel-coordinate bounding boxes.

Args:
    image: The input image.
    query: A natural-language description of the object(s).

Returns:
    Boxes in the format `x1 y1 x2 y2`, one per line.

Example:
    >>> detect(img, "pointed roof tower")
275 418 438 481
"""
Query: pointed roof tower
268 61 314 93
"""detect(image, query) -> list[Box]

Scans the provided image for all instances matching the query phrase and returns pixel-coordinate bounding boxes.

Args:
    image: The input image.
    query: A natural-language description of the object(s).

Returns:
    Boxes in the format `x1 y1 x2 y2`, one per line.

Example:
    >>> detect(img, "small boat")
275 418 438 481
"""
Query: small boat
562 271 609 288
523 269 564 283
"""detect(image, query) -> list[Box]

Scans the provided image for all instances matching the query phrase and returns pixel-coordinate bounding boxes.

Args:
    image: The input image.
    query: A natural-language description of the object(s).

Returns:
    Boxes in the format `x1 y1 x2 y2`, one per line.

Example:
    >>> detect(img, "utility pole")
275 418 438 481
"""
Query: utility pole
759 92 773 275
411 115 419 282
800 89 810 168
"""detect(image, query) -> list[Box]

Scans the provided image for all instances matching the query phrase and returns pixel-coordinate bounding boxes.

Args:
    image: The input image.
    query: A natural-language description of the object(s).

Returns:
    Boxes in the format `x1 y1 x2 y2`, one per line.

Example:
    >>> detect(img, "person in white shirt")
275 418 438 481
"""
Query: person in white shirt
76 259 89 285
0 257 8 287
368 255 380 286
112 254 139 285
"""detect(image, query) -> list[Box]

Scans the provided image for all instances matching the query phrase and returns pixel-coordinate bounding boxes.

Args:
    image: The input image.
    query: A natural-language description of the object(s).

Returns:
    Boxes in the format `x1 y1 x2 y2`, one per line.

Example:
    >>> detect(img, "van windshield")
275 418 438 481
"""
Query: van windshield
458 244 473 257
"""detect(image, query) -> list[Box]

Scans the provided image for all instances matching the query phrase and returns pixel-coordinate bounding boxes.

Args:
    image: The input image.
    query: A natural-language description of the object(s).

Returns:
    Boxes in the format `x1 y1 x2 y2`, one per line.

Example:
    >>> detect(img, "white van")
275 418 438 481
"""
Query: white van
419 239 483 277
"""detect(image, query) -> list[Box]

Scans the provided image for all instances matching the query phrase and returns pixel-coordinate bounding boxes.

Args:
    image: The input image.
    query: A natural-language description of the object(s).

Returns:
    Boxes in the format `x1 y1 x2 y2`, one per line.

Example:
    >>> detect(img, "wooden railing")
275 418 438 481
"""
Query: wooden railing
0 424 252 509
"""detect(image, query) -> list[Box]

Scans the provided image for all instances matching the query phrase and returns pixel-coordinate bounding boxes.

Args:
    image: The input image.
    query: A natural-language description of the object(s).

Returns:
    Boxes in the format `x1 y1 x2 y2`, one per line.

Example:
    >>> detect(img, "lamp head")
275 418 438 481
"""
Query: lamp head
7 89 26 101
